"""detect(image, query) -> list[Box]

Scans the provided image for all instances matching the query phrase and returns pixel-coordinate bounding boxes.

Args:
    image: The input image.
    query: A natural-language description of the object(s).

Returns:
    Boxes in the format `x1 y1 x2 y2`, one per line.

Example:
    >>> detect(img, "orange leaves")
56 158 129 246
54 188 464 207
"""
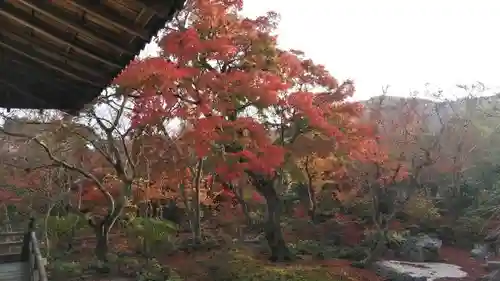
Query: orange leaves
116 58 184 90
237 145 285 174
113 0 379 189
213 140 285 181
277 51 304 80
79 177 169 207
181 115 286 181
133 183 169 203
0 189 22 204
333 187 359 204
288 92 343 138
161 28 205 62
203 37 239 61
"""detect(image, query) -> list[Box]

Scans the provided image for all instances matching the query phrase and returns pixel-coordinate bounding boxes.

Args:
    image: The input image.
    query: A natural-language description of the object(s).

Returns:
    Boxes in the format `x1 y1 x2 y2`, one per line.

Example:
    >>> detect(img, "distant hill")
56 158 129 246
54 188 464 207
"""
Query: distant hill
360 94 500 134
358 94 500 176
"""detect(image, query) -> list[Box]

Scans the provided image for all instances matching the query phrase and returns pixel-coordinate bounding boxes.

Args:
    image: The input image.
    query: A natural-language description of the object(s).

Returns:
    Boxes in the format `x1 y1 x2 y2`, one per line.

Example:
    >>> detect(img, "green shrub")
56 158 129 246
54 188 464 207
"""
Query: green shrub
47 260 84 279
363 229 409 249
438 215 486 247
344 196 373 221
136 258 183 281
286 239 367 262
201 249 340 281
125 217 178 256
45 214 88 254
113 256 183 281
46 214 87 238
114 255 141 276
404 192 441 222
288 240 338 259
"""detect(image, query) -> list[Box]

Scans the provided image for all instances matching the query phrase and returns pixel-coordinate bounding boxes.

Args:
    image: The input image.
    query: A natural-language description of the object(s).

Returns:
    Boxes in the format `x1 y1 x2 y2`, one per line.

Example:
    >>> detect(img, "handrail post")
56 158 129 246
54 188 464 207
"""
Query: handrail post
18 217 49 281
31 232 47 281
28 217 35 232
20 218 34 261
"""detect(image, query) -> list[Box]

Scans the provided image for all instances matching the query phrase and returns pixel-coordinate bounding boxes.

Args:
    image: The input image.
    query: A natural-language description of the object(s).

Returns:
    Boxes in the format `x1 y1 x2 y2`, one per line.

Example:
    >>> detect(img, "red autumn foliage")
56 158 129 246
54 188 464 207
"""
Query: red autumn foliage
114 0 380 189
3 165 55 208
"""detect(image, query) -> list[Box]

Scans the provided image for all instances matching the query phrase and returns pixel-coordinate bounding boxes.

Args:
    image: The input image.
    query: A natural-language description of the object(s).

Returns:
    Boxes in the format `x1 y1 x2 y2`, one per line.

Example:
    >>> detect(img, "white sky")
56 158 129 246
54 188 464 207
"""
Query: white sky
142 0 500 100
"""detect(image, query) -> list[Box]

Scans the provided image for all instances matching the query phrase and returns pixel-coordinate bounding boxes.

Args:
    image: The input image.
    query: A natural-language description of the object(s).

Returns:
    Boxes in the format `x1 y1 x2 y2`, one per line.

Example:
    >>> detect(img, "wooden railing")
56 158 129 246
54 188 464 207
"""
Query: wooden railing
21 220 48 281
0 231 24 263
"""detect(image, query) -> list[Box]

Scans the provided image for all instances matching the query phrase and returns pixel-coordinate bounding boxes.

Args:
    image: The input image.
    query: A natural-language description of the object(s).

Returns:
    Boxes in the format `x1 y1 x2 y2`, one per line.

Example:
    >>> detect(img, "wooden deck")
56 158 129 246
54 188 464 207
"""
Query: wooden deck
0 220 47 281
0 262 27 281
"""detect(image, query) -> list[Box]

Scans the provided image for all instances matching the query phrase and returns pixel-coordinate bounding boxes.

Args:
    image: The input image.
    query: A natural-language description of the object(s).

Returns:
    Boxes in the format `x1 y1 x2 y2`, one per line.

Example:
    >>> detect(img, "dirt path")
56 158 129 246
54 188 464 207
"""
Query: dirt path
437 246 495 280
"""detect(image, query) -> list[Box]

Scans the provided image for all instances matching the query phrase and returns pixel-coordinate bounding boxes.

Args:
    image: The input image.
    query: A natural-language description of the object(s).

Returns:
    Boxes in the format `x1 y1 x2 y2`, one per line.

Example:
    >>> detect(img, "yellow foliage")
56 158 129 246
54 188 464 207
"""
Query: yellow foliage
404 191 441 221
204 249 348 281
291 153 345 191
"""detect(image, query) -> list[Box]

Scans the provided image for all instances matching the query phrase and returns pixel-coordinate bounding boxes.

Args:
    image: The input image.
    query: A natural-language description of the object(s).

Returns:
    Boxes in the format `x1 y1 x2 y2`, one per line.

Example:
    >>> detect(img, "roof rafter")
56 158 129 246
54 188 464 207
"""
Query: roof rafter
0 78 50 108
0 0 185 111
0 40 101 86
135 0 179 18
0 3 122 69
69 0 150 40
0 29 107 85
0 61 87 94
16 0 133 56
0 62 93 111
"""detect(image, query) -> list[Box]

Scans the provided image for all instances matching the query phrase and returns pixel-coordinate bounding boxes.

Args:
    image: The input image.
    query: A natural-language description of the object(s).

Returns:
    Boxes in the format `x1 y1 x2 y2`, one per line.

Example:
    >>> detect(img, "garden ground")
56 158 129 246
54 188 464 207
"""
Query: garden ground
45 221 492 281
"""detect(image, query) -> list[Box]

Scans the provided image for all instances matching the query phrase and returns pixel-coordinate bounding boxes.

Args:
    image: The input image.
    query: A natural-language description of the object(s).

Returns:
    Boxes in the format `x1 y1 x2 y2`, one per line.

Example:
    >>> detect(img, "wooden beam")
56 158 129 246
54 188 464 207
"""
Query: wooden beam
0 79 51 108
0 58 93 93
0 232 23 237
68 0 150 40
135 0 177 18
0 40 102 87
0 253 22 264
15 0 133 56
0 29 109 83
0 5 122 69
0 241 22 246
0 71 90 110
0 68 63 96
0 59 98 110
0 28 110 79
0 68 84 107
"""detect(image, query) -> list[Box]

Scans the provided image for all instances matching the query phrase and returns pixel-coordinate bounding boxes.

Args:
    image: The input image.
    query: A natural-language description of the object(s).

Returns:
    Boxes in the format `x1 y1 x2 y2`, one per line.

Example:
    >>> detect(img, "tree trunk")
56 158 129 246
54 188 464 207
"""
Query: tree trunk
94 223 110 262
234 185 254 227
358 229 388 267
193 158 204 244
92 205 123 263
306 184 317 222
304 160 317 222
264 193 291 261
251 174 292 262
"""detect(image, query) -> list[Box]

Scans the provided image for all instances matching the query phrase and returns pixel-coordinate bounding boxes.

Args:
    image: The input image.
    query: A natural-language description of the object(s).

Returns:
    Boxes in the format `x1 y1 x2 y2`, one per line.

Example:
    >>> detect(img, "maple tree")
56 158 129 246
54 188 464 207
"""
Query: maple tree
431 87 485 213
364 88 482 207
115 0 379 261
0 117 81 216
349 89 475 266
288 131 363 221
0 95 151 263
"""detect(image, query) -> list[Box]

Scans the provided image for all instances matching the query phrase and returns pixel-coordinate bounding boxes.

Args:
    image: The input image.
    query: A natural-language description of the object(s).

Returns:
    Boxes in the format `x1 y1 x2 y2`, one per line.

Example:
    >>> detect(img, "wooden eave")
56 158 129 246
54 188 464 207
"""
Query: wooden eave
0 0 184 112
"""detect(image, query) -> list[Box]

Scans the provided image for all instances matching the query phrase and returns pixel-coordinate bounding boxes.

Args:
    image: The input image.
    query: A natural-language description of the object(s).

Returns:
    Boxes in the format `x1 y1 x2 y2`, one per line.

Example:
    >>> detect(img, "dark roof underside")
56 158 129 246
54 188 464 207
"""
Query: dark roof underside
0 0 184 112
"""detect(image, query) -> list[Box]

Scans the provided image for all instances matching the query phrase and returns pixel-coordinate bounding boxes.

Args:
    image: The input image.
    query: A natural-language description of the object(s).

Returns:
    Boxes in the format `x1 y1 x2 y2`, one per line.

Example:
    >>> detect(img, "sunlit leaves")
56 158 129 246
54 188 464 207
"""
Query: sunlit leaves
114 0 372 185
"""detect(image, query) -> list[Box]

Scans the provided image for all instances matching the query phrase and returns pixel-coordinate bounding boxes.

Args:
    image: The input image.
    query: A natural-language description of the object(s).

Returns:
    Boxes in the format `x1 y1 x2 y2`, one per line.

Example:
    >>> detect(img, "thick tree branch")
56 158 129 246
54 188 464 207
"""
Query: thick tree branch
0 128 116 213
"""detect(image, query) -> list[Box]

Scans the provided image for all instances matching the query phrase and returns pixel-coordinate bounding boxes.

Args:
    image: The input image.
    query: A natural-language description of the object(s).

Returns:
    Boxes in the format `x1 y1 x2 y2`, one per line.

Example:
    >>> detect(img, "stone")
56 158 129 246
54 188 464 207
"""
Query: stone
478 269 500 281
487 261 500 271
397 234 442 262
243 233 265 244
471 243 494 262
373 260 467 281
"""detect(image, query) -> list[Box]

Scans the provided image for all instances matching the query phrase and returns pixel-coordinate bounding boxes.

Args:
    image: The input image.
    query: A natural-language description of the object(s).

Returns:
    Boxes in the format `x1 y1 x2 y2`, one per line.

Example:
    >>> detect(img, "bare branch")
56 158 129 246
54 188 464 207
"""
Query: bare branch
0 127 115 212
